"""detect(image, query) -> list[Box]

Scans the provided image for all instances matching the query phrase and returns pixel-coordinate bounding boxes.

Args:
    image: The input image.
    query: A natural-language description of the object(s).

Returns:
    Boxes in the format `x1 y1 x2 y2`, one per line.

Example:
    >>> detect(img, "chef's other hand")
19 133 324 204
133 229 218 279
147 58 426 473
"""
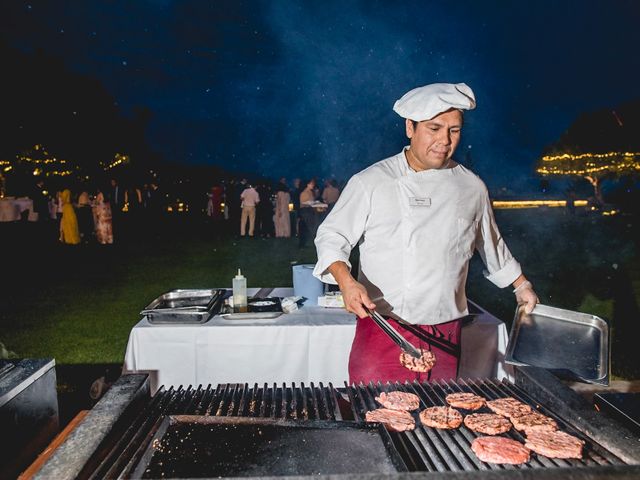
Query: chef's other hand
513 280 539 314
341 278 376 319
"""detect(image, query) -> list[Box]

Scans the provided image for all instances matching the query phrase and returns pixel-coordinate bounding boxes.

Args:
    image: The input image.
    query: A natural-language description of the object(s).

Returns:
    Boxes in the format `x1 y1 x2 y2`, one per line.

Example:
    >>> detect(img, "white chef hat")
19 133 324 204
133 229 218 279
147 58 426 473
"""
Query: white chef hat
393 83 476 121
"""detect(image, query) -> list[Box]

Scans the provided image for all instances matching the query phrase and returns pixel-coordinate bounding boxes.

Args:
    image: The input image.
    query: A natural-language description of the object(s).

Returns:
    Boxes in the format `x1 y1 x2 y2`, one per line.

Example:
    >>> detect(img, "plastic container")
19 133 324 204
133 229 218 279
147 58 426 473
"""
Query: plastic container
232 269 248 312
292 264 324 305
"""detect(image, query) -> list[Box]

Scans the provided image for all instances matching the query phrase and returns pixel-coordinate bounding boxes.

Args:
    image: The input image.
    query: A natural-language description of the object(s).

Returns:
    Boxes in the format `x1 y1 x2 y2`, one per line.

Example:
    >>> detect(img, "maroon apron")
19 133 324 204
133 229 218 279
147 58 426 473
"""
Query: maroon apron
348 316 462 384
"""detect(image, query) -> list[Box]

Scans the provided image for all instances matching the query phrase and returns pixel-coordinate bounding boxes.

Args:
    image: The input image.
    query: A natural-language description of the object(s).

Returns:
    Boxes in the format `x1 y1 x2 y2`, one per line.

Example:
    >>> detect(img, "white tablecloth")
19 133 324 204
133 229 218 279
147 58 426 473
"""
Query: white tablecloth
0 198 36 222
123 288 512 393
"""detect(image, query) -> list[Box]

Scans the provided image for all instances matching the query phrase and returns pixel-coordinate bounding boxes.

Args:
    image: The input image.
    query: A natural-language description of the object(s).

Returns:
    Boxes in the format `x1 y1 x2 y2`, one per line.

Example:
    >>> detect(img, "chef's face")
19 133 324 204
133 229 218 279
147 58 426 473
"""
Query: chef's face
405 109 463 171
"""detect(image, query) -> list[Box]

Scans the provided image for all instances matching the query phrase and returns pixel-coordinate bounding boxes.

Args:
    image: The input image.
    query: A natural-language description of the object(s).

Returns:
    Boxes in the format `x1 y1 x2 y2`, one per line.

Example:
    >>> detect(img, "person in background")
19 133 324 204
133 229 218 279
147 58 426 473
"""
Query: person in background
55 190 63 222
314 83 539 384
239 182 260 237
321 179 340 212
274 177 291 238
109 178 123 211
109 178 123 240
59 188 81 245
76 188 94 244
92 188 113 245
298 178 317 248
207 184 224 218
291 178 302 237
225 179 242 234
312 180 321 202
32 177 50 223
125 184 144 233
207 183 224 239
256 182 275 238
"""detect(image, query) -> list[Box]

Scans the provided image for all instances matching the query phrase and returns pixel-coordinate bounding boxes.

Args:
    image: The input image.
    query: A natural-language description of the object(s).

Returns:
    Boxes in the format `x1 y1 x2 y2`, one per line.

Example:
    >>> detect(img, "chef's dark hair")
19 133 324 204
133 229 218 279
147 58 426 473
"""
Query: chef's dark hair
410 109 464 129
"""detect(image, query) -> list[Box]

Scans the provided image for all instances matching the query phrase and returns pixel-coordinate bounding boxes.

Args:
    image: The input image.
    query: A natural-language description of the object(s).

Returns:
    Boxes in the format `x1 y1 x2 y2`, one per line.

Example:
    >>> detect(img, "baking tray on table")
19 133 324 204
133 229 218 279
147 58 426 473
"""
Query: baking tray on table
141 289 227 324
222 297 283 320
505 303 610 385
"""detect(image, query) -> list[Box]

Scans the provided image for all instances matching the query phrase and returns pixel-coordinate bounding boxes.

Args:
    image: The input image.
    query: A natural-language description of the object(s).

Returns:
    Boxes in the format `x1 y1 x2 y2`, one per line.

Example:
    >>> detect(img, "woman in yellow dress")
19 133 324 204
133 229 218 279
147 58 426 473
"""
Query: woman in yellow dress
59 189 81 245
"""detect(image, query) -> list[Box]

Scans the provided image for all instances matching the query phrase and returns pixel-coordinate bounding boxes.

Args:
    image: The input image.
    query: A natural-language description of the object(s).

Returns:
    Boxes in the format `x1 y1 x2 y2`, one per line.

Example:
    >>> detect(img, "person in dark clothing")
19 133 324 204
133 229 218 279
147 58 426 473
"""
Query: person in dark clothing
108 178 124 240
32 178 50 222
125 184 144 235
298 178 318 248
224 179 242 235
256 183 275 238
76 188 94 243
291 178 302 237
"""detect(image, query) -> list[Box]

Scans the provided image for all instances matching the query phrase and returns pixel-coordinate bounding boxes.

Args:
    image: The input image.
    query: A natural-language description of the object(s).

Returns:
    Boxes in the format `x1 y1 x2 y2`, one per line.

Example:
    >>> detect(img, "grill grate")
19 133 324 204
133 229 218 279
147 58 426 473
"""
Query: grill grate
347 378 626 472
89 378 626 479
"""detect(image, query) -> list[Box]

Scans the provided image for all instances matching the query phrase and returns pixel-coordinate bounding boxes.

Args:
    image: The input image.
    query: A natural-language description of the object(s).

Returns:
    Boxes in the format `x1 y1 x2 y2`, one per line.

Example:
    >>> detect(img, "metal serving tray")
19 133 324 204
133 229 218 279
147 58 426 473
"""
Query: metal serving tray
505 303 610 385
141 289 226 324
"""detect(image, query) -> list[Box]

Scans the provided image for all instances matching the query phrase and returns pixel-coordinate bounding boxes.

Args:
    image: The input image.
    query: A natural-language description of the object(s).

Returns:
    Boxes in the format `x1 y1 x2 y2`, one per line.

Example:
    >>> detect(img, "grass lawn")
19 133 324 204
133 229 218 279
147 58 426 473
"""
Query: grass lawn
2 208 639 379
0 217 317 363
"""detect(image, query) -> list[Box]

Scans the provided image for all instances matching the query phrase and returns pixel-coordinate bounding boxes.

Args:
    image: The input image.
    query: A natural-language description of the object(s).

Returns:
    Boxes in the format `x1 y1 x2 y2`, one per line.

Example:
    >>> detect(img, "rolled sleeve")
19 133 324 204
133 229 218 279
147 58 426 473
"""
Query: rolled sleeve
314 250 351 284
483 257 522 288
313 176 369 284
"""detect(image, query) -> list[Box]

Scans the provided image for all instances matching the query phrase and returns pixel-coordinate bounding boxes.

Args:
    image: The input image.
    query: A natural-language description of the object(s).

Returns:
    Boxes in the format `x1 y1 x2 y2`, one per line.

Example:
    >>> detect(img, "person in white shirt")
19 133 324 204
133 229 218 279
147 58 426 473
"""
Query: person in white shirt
321 179 340 209
240 184 260 237
313 83 538 384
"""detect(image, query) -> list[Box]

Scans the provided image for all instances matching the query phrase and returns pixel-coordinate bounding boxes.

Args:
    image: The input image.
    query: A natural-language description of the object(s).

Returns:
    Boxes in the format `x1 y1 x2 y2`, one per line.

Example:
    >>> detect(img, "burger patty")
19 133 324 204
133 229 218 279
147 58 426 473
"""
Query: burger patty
365 408 416 432
486 397 533 418
445 392 486 411
511 411 558 434
463 413 512 435
375 391 421 411
419 406 463 429
525 430 584 459
399 349 436 373
471 436 531 465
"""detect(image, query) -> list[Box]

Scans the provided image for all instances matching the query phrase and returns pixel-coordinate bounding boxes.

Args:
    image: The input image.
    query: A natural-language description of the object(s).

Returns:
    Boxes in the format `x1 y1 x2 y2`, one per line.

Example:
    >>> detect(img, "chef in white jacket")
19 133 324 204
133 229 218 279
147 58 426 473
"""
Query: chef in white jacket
313 83 538 383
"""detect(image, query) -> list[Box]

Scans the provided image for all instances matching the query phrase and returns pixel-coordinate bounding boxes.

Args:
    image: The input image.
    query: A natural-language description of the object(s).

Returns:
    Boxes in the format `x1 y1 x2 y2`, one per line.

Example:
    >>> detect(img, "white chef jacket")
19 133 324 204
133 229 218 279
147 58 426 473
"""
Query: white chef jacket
313 148 522 325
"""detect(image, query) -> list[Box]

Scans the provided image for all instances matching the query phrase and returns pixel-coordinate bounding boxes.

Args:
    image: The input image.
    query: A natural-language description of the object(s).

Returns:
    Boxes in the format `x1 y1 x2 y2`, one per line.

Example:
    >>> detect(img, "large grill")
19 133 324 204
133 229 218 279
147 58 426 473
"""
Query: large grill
62 374 638 479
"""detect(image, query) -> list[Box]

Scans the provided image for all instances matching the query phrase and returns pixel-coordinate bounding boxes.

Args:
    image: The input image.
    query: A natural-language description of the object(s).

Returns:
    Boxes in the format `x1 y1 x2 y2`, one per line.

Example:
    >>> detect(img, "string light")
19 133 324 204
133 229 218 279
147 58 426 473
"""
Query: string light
538 151 640 176
492 200 588 209
101 153 130 171
11 144 75 177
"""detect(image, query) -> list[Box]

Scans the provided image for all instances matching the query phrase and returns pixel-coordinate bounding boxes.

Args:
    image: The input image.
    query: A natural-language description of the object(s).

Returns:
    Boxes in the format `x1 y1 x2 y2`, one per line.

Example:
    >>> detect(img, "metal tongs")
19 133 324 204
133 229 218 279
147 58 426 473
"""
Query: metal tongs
364 307 423 359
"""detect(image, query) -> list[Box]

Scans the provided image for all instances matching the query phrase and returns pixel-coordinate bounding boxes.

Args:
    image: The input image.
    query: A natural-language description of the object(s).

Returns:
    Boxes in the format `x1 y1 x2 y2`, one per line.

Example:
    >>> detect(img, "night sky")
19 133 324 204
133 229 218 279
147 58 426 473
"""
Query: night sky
2 0 639 193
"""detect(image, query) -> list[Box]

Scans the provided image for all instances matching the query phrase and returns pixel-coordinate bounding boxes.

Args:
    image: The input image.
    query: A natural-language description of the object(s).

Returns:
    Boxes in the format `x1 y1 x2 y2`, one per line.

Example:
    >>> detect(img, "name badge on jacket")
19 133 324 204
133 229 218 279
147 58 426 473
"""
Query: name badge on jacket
409 197 431 207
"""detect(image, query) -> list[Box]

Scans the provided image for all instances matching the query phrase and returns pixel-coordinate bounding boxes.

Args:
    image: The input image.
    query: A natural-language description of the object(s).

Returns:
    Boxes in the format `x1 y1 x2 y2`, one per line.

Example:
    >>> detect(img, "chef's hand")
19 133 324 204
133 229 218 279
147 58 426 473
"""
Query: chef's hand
341 278 377 319
513 280 539 314
327 261 376 318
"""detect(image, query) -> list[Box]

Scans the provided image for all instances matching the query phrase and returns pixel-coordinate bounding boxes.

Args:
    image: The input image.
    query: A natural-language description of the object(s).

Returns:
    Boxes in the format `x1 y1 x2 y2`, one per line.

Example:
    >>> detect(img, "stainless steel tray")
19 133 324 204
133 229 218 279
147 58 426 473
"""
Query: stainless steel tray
142 289 226 324
505 303 610 385
220 312 283 320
